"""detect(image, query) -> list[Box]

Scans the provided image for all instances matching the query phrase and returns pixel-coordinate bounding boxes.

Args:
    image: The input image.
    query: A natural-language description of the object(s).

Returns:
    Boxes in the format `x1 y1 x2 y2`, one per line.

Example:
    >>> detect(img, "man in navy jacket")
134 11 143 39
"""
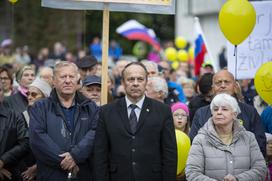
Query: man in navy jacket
29 62 99 181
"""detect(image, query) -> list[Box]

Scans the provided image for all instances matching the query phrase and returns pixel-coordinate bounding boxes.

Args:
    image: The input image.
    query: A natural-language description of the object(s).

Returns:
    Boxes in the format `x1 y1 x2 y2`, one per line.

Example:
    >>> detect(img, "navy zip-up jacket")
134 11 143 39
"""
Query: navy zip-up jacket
29 89 99 181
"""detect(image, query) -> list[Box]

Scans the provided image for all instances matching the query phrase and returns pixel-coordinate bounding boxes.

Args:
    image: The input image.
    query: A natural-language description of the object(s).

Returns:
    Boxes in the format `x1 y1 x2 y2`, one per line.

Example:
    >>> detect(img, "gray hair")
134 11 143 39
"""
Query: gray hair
38 66 53 77
148 76 168 98
53 61 80 80
210 93 241 114
141 60 159 74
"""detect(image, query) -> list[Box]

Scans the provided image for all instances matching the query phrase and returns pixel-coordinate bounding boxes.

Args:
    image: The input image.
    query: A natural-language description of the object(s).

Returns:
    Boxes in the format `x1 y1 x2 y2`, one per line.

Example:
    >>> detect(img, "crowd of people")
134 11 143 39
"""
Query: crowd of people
0 38 271 181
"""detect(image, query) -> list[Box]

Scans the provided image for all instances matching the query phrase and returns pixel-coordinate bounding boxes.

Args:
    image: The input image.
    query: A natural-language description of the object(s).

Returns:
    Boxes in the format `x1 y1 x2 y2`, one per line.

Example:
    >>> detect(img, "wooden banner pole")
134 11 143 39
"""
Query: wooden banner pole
101 3 110 105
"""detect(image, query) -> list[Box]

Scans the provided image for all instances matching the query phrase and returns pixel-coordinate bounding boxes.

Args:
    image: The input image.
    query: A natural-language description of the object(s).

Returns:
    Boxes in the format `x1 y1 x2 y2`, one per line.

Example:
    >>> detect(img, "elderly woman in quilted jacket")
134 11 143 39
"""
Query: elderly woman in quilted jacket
186 93 266 181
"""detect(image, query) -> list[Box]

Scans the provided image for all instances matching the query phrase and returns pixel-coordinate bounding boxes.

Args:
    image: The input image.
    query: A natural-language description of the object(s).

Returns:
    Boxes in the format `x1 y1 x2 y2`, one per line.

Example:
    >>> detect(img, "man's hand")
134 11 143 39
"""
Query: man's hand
0 168 12 180
21 164 37 181
59 152 76 171
223 174 236 181
72 165 80 176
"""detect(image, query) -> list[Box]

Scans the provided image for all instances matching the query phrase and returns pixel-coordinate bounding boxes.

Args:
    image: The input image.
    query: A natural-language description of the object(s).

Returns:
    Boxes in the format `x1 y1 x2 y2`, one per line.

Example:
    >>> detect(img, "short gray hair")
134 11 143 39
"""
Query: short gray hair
53 61 79 80
141 60 159 74
210 93 241 114
148 76 168 98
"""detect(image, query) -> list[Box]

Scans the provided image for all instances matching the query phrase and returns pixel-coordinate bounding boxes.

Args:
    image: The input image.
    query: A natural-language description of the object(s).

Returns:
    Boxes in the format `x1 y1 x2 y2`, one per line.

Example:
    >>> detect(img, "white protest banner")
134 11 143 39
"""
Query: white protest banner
227 1 272 79
42 0 175 14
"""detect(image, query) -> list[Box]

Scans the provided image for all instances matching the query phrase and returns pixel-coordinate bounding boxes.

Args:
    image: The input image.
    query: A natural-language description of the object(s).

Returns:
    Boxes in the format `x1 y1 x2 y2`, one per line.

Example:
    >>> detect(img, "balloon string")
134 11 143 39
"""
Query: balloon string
234 45 237 80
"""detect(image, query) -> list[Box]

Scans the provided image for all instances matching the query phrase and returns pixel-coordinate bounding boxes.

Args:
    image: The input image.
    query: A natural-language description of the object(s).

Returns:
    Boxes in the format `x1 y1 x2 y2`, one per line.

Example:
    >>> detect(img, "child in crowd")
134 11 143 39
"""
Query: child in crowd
171 102 190 135
171 102 190 181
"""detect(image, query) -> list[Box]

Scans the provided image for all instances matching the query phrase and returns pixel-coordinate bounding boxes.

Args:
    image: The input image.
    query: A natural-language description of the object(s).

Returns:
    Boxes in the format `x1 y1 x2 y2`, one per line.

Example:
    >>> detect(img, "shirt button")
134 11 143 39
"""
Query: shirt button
132 136 135 139
132 162 136 166
230 161 233 164
132 148 136 152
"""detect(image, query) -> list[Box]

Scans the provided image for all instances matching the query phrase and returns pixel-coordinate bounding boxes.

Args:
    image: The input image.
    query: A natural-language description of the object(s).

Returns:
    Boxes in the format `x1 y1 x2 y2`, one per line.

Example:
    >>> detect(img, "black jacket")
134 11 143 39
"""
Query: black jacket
189 102 266 156
3 92 28 114
188 95 210 125
94 97 177 181
0 104 29 180
29 89 99 181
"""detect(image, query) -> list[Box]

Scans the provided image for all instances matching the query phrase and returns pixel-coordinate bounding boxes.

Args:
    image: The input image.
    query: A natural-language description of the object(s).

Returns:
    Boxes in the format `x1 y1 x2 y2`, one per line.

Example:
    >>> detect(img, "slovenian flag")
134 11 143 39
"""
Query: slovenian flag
194 17 208 76
116 20 161 50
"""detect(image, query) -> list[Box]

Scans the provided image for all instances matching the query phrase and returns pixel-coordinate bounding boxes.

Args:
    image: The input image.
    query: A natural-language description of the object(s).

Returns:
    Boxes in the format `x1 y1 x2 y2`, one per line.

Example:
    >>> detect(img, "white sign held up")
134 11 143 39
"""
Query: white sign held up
227 1 272 80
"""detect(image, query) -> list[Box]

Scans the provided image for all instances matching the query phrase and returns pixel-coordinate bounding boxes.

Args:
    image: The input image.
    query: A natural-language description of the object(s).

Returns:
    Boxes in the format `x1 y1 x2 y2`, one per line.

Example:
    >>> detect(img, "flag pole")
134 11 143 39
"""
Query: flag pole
194 17 217 72
101 3 109 105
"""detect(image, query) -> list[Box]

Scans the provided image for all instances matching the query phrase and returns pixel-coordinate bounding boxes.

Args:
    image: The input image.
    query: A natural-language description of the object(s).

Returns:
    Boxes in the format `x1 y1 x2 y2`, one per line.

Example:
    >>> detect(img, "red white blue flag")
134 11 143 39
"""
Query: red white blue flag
116 20 161 50
194 17 208 76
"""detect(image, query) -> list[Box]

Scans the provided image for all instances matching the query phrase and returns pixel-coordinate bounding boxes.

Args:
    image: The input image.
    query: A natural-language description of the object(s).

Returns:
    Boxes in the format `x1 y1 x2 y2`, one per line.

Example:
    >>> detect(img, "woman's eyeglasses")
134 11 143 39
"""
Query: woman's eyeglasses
26 92 39 98
0 77 10 81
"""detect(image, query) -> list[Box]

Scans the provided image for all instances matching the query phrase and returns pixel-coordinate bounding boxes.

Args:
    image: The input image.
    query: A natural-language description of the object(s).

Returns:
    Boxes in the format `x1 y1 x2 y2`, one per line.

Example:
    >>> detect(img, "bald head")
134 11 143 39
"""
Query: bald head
212 70 237 96
213 70 234 83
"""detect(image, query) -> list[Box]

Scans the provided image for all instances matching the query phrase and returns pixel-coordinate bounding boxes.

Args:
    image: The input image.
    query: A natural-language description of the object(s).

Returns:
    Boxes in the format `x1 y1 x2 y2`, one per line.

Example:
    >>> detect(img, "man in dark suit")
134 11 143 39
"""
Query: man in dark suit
94 62 177 181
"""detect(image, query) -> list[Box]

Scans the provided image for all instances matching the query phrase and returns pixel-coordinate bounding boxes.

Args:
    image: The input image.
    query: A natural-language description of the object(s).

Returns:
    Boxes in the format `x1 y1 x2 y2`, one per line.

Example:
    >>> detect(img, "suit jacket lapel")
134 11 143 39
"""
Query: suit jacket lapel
117 98 133 134
136 97 151 133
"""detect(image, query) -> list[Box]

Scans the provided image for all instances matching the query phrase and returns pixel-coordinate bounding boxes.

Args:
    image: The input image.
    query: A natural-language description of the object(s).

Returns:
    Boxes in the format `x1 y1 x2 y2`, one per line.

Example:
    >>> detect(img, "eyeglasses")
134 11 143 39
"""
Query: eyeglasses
0 77 10 81
26 92 39 98
214 80 233 86
173 113 187 119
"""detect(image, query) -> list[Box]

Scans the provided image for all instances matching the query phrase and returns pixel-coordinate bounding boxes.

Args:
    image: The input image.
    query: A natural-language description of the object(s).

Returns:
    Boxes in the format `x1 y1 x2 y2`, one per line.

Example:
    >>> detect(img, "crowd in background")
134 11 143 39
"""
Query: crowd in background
0 37 271 181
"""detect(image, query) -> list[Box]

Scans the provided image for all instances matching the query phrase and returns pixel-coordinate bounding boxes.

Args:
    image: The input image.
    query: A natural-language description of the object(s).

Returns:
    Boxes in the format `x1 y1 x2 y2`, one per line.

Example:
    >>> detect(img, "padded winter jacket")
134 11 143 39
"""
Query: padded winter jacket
186 118 267 181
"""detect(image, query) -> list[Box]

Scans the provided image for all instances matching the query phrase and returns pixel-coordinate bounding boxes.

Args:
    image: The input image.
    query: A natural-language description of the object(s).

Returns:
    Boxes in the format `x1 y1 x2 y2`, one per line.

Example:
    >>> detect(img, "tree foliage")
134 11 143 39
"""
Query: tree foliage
2 0 174 55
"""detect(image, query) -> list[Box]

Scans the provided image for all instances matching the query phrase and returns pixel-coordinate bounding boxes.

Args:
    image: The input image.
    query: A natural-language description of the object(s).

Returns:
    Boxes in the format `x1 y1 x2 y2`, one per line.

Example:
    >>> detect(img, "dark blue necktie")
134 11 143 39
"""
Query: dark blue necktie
129 104 138 133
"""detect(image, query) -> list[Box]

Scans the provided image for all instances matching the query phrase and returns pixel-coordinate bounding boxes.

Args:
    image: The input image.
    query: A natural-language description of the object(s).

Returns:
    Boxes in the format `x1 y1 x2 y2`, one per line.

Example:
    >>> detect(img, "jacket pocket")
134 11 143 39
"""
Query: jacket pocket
109 164 117 173
152 164 162 172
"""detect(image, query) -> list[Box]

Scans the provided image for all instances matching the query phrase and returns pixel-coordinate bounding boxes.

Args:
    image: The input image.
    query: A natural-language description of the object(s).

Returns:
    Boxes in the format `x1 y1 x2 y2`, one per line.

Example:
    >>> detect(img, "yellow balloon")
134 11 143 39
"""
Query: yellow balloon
219 0 256 45
9 0 18 4
171 61 179 70
175 37 187 49
254 62 272 105
175 129 191 175
165 47 177 62
177 50 189 62
188 47 194 60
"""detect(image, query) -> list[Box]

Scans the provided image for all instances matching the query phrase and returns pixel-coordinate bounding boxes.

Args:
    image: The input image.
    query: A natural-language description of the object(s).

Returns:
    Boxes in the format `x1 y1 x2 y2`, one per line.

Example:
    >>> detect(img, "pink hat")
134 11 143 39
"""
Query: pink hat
171 102 189 115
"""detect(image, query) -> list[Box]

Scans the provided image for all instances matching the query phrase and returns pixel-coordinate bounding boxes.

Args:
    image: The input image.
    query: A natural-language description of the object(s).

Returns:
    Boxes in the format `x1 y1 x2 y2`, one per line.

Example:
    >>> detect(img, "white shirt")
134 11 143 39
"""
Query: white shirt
125 96 145 122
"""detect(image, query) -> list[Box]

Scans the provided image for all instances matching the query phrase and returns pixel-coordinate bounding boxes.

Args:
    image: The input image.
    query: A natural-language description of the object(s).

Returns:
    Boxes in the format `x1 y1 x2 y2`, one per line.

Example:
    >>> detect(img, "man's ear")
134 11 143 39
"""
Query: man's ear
233 81 242 98
158 90 164 99
121 79 125 86
211 84 216 95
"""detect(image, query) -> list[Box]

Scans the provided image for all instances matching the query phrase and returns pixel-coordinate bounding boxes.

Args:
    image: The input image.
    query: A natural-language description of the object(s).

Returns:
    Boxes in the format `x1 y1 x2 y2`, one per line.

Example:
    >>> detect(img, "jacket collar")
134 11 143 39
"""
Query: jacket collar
117 97 152 134
200 117 245 147
49 88 90 106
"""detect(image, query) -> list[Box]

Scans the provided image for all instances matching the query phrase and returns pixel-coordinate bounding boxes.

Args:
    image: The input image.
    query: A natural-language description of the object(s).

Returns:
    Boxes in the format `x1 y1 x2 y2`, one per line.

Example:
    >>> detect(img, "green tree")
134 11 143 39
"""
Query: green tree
2 0 174 55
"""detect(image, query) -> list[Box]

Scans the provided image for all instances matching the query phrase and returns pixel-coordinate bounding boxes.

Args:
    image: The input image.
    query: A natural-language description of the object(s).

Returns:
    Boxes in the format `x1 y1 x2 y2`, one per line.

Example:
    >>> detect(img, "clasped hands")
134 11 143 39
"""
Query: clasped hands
59 152 79 176
223 174 237 181
0 160 12 181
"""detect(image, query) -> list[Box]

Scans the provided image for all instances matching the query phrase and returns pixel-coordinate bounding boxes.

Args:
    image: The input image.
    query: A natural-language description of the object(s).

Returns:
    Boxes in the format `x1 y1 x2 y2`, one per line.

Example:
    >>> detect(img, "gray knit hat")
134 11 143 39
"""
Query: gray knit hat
29 78 52 97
